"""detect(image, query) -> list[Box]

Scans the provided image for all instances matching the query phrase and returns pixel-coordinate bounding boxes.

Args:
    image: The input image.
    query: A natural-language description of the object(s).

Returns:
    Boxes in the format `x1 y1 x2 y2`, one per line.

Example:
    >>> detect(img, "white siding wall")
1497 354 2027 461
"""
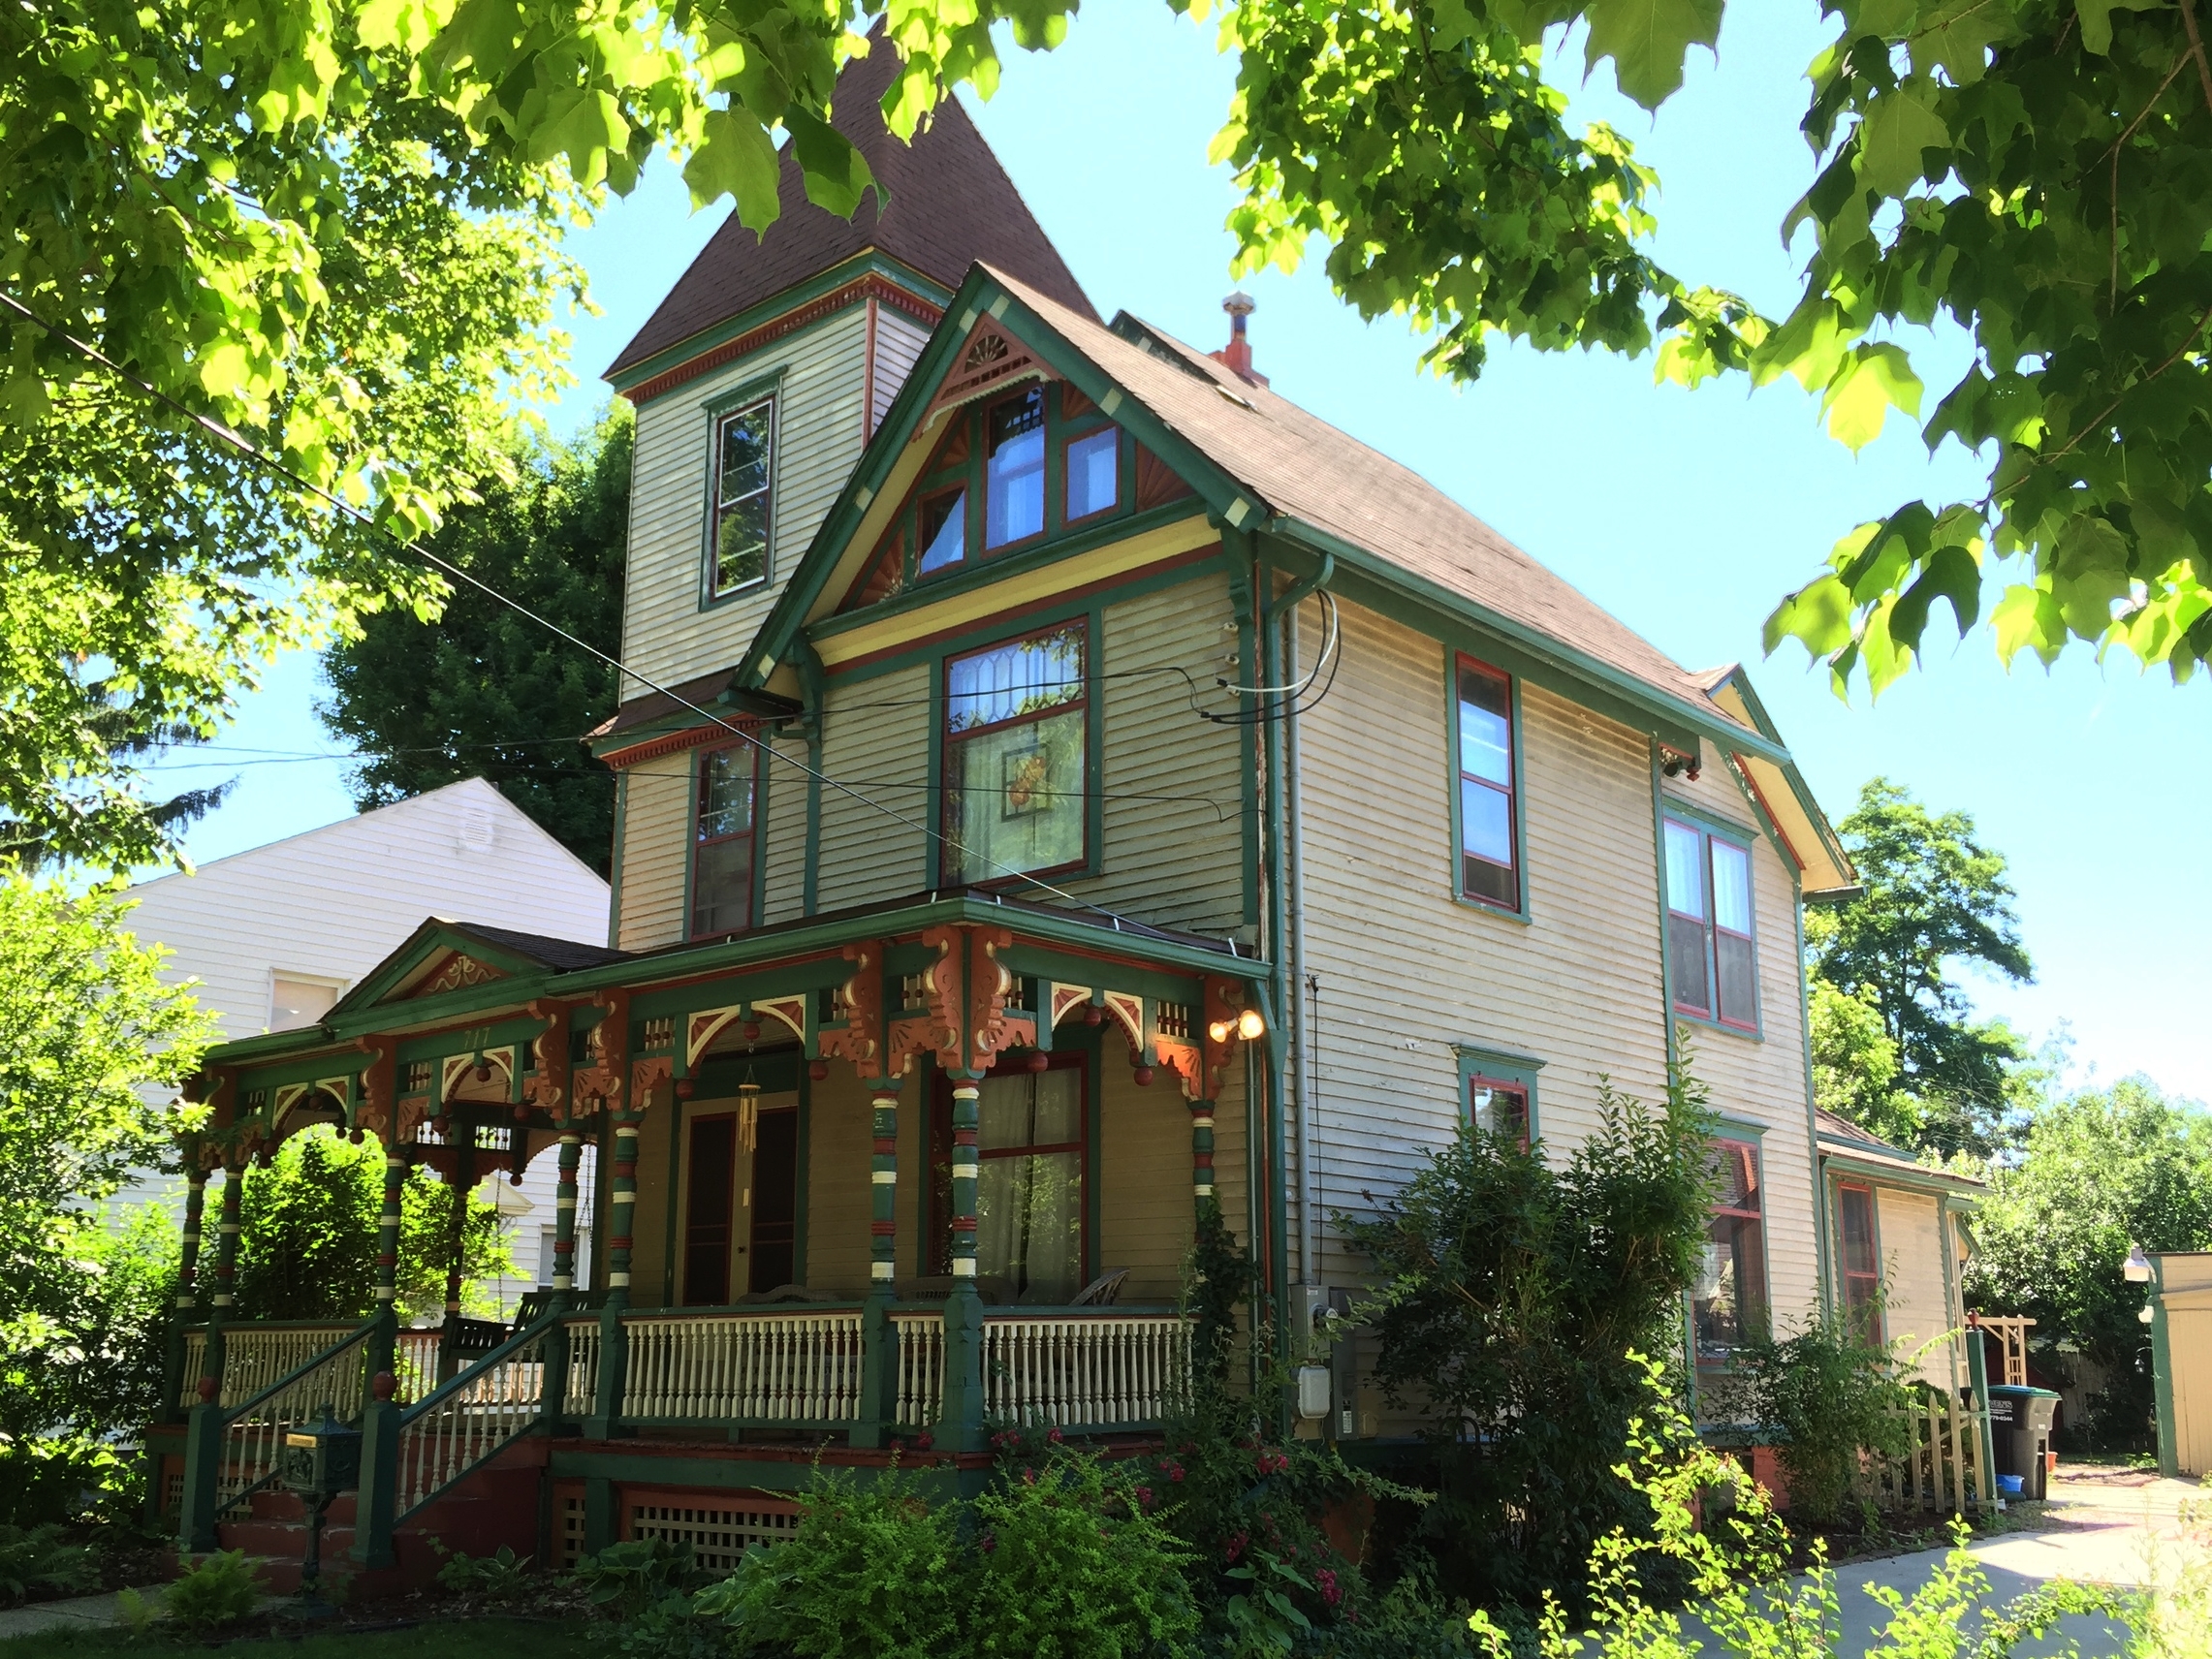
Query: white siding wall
620 307 871 697
1878 1188 1955 1384
871 309 930 434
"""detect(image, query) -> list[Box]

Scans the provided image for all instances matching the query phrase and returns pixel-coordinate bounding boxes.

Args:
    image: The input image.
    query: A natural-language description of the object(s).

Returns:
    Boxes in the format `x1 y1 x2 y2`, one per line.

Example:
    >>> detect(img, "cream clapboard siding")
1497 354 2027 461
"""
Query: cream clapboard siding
760 734 812 927
1659 764 1822 1331
1291 599 1820 1333
871 308 930 435
1053 572 1246 938
1100 1060 1246 1303
616 749 695 952
1877 1188 1954 1383
802 1067 931 1293
621 308 871 697
815 664 932 910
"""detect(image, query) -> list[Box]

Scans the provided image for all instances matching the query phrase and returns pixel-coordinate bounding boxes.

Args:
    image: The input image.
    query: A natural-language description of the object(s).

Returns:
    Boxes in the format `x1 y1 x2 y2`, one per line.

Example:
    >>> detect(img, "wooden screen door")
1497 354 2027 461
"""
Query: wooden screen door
683 1114 737 1305
748 1108 799 1293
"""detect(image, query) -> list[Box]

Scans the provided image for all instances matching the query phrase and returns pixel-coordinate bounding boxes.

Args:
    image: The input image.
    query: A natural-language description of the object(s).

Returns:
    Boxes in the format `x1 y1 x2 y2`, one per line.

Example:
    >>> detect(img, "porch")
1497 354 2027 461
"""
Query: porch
152 896 1268 1568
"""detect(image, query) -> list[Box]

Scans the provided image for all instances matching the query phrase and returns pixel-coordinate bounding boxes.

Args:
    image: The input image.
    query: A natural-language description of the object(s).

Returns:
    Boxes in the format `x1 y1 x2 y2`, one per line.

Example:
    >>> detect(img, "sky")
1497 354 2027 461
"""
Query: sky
151 2 2210 1104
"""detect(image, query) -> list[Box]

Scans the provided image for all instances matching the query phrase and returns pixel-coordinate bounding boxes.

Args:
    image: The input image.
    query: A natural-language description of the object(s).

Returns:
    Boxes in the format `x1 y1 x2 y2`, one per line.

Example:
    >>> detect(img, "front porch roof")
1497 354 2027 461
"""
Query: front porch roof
199 887 1263 1083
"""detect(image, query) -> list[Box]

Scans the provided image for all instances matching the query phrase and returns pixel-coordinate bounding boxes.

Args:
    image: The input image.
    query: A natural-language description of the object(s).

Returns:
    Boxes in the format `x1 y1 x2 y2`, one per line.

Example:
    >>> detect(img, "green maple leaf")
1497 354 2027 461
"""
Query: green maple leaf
1582 0 1722 111
1856 78 1950 198
1820 342 1924 452
683 108 782 228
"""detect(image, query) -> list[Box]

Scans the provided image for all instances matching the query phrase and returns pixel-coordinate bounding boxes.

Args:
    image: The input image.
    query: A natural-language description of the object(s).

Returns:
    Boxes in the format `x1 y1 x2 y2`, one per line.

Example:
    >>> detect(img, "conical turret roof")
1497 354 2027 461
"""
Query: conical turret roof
608 39 1093 379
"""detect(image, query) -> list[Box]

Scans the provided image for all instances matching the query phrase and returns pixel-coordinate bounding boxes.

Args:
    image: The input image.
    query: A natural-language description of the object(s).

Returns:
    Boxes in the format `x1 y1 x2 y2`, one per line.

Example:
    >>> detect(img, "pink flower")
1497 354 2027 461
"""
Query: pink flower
1224 1530 1248 1564
980 1531 997 1553
1023 1467 1037 1486
1047 1426 1064 1445
1318 1568 1342 1608
1135 1486 1154 1509
916 1432 933 1451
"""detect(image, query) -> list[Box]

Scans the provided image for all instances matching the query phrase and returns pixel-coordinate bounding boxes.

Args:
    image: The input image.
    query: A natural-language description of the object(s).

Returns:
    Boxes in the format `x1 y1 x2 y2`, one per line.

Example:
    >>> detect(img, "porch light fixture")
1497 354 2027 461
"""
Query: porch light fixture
2124 1243 2153 1283
1208 1008 1269 1045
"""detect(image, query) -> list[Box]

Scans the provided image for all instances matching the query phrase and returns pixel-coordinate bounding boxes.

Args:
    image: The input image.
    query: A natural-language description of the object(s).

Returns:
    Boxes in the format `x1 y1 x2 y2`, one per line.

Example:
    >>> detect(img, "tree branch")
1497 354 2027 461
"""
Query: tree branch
2180 0 2212 112
2041 302 2212 467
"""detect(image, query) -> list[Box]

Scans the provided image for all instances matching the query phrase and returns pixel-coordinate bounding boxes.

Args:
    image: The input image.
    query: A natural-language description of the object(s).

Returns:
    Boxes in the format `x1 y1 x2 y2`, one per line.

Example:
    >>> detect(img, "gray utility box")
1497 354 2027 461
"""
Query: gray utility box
1986 1385 2060 1501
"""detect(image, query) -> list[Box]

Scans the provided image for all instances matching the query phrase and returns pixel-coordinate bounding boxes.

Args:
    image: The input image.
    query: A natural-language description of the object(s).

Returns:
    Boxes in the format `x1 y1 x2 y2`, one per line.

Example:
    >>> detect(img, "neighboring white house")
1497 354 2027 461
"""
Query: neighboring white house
124 777 611 1311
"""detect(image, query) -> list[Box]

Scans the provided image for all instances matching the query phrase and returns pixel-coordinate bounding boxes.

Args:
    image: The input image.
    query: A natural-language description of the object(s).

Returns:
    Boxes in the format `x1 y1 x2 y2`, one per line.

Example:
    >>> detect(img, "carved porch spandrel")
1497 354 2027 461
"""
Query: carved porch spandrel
571 987 633 1111
685 994 808 1070
815 940 887 1079
525 998 577 1118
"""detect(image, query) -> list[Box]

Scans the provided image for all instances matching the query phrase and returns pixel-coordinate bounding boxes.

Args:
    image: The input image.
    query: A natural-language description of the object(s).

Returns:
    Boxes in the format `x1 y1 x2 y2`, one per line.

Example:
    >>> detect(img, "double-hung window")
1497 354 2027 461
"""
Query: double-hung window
690 740 759 938
930 1057 1087 1301
709 399 774 595
1693 1138 1767 1364
1836 1182 1882 1342
984 388 1047 548
942 623 1088 885
1455 657 1519 910
1664 817 1757 1028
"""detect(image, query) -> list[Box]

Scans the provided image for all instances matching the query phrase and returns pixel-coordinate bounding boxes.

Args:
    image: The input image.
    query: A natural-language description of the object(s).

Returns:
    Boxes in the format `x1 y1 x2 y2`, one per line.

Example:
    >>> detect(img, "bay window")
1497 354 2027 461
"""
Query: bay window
690 740 759 938
1664 817 1757 1029
942 623 1088 885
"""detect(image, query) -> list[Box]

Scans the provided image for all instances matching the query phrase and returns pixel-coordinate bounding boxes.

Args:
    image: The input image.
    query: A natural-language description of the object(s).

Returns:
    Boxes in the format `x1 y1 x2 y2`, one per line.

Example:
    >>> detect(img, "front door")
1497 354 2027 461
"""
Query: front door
748 1107 799 1293
683 1114 737 1305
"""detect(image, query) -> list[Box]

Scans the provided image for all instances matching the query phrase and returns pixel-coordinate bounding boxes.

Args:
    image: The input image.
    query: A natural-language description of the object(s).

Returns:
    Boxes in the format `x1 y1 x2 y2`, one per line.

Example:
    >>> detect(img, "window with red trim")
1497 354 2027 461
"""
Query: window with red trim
1468 1077 1529 1149
1455 657 1518 909
930 1055 1088 1301
1836 1182 1882 1342
1693 1138 1767 1364
942 623 1088 885
690 740 759 939
1664 818 1758 1028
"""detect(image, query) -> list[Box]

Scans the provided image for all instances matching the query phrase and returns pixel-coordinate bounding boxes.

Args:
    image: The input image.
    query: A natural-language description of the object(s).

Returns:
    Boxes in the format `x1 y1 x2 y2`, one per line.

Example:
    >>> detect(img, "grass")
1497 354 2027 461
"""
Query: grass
0 1617 599 1659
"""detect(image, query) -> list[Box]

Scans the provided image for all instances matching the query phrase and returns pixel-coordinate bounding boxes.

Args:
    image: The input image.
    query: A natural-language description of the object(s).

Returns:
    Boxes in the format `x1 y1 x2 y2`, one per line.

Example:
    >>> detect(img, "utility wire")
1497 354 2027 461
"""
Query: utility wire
0 287 1232 949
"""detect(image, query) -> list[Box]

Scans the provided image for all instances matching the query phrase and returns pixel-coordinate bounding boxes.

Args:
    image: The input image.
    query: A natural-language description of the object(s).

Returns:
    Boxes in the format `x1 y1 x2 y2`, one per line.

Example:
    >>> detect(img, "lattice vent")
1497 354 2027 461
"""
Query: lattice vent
628 1501 799 1571
560 1494 587 1570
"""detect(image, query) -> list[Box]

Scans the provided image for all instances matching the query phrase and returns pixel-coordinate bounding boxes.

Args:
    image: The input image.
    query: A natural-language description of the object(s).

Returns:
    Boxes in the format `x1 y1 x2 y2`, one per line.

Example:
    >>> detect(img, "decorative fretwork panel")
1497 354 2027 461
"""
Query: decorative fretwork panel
627 1498 799 1571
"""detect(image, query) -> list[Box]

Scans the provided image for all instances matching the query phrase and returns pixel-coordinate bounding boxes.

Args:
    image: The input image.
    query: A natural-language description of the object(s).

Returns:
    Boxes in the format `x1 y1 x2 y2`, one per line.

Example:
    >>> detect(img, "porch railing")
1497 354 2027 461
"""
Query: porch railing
892 1310 945 1429
176 1322 445 1411
983 1312 1189 1431
620 1307 867 1426
394 1319 556 1516
210 1321 376 1517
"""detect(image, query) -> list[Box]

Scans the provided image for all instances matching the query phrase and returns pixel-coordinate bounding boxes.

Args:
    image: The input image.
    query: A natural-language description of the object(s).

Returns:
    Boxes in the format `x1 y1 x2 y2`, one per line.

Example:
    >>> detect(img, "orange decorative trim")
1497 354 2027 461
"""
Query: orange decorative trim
624 275 943 406
1201 977 1243 1101
817 940 886 1078
603 718 762 772
967 926 1036 1072
925 322 1054 424
631 1054 674 1110
1153 1036 1202 1100
356 1038 395 1138
526 999 577 1117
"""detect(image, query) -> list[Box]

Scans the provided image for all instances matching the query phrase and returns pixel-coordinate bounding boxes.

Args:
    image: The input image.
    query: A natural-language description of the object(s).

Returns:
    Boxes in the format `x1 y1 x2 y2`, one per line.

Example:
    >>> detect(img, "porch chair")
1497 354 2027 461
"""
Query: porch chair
1068 1268 1128 1307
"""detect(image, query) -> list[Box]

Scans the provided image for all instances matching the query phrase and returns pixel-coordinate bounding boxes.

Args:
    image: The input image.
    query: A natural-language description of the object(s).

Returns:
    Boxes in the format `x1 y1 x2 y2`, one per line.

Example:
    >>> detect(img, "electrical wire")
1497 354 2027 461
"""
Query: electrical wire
0 287 1227 950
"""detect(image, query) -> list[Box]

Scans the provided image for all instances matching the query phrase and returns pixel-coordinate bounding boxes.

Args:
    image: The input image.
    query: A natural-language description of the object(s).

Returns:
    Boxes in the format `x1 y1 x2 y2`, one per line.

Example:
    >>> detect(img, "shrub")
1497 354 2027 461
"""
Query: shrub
435 1541 535 1602
699 1465 959 1659
1710 1313 1916 1524
571 1537 707 1621
0 1521 100 1607
969 1450 1198 1658
0 1433 136 1531
1338 1058 1717 1612
164 1548 262 1630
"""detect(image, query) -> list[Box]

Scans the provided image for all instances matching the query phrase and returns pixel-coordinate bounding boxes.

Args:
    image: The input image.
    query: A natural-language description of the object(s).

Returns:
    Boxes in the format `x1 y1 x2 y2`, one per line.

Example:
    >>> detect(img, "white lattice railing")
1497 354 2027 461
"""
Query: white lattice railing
215 1325 375 1512
621 1309 866 1424
892 1310 945 1428
394 1325 552 1516
562 1318 601 1418
984 1314 1190 1430
179 1323 358 1409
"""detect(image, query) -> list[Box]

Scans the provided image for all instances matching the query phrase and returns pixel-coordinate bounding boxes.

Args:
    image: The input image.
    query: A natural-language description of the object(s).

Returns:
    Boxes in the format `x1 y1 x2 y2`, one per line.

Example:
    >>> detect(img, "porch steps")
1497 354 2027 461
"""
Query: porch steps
207 1437 549 1595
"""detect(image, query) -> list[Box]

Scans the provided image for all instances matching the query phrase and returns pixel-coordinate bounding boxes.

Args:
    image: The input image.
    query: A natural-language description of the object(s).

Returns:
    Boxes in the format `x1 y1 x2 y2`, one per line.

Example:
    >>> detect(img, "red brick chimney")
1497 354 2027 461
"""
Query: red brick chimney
1210 292 1269 386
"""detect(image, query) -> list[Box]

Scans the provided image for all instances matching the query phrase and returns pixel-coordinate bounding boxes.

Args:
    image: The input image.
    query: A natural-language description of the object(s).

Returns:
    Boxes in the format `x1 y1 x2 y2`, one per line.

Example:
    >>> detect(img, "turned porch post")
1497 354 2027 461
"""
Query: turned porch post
590 1104 643 1435
162 1163 209 1421
852 1074 903 1448
201 1160 244 1393
368 1129 407 1382
939 1072 987 1450
435 1134 476 1383
177 1159 243 1552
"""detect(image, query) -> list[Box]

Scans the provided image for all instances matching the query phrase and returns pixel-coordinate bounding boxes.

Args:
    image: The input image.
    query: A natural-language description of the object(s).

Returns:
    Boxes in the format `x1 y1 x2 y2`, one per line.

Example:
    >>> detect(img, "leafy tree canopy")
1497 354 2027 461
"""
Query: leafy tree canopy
0 876 215 1441
1965 1078 2212 1448
1807 776 2036 1155
320 408 630 875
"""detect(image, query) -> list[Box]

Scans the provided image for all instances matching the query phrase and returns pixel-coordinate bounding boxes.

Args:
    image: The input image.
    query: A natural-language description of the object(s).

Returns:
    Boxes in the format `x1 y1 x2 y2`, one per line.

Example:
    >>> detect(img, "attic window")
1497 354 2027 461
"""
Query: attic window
984 389 1046 548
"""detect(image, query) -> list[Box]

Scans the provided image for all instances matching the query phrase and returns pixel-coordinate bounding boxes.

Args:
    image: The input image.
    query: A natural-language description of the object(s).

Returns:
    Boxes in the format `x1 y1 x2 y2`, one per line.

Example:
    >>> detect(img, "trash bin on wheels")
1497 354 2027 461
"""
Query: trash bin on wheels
1986 1385 2060 1500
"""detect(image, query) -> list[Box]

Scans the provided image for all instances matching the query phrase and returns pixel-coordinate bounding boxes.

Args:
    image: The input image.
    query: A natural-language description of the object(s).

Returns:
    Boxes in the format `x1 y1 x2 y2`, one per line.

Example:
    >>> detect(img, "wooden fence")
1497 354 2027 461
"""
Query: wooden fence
1853 1386 1992 1514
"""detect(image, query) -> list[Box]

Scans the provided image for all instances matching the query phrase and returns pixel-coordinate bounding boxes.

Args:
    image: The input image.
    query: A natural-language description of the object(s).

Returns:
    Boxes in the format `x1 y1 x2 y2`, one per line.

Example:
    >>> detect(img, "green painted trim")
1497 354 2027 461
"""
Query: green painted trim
2150 1257 2178 1478
606 250 954 393
1441 643 1534 924
1451 1045 1544 1142
1709 1111 1769 1138
1817 1149 1983 1198
607 772 629 951
826 548 1221 690
335 923 568 1016
992 944 1210 1008
699 371 788 613
1648 742 1680 1076
793 1061 812 1286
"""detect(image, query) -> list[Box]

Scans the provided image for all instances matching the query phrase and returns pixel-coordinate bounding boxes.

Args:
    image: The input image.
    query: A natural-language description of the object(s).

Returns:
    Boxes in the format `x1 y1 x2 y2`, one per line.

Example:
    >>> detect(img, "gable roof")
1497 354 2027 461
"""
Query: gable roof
606 36 1094 381
331 917 630 1018
1817 1108 1984 1190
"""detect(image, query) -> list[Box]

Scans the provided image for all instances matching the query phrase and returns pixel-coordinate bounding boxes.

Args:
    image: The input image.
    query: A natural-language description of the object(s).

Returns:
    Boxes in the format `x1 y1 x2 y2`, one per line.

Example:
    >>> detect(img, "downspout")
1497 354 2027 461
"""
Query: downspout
1266 554 1333 1292
792 635 828 919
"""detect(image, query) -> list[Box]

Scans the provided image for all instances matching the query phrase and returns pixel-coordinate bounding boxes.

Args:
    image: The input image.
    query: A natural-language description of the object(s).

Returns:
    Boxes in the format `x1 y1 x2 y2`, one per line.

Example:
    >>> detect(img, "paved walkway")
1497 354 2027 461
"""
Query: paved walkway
1809 1466 2205 1658
0 1585 163 1642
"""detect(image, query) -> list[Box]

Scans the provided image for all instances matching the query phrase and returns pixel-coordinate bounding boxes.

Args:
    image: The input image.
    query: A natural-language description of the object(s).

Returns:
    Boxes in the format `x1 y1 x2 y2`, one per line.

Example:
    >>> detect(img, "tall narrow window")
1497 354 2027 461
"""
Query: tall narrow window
942 624 1088 885
984 388 1046 548
749 1107 799 1294
1693 1138 1767 1364
710 400 773 594
1063 425 1121 520
1455 658 1518 909
1665 818 1758 1029
1837 1182 1882 1342
932 1060 1086 1301
691 741 759 938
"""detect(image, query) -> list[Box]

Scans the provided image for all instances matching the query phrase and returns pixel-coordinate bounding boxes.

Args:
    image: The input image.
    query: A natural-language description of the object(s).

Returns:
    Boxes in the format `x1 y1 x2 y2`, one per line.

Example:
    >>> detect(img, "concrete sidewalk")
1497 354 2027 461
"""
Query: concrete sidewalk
1807 1466 2204 1658
0 1586 162 1643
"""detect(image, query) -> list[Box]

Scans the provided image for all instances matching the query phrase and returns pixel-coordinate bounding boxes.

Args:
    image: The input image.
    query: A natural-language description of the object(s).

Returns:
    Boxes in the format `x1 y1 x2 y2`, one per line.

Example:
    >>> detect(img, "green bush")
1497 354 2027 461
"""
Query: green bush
434 1541 535 1602
0 1521 100 1607
1710 1313 1916 1524
571 1537 707 1622
0 1433 137 1531
970 1452 1198 1659
164 1548 263 1630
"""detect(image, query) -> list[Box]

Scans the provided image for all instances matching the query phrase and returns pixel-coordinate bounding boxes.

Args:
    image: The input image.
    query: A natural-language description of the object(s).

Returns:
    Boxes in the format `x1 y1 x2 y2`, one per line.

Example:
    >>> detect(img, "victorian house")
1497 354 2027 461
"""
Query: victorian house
151 41 1920 1581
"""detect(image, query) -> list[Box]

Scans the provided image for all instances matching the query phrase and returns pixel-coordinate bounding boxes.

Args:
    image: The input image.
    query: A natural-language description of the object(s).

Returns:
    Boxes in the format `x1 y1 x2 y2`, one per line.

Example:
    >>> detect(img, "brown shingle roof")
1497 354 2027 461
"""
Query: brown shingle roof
984 265 1754 736
607 38 1094 380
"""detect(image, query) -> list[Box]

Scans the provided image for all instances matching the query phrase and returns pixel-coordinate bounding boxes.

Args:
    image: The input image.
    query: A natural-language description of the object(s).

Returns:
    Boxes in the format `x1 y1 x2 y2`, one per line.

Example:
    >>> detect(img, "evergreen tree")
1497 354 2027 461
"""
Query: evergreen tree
320 409 630 875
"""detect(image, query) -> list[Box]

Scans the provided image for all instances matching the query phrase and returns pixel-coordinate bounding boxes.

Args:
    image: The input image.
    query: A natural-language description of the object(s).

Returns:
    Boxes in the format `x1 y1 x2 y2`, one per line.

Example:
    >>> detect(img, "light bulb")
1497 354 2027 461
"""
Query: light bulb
1237 1009 1266 1041
1208 1019 1234 1045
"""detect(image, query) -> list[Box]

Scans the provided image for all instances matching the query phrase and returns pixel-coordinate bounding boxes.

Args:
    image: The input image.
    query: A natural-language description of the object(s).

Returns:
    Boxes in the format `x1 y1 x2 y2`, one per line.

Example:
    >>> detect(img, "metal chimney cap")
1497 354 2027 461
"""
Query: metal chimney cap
1222 292 1256 317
